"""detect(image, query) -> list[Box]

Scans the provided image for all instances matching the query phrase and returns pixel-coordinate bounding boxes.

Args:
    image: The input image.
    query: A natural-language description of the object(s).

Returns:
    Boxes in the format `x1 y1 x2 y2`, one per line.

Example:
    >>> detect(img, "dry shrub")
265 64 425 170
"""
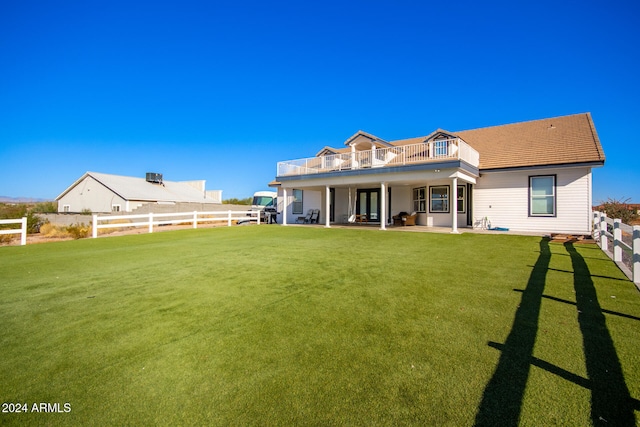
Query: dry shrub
66 223 90 239
39 223 70 238
0 234 15 244
98 219 133 235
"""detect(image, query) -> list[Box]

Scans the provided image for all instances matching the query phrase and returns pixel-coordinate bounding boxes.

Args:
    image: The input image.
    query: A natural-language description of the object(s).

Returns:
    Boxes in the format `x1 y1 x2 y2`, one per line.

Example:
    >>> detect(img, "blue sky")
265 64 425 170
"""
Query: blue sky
1 0 639 203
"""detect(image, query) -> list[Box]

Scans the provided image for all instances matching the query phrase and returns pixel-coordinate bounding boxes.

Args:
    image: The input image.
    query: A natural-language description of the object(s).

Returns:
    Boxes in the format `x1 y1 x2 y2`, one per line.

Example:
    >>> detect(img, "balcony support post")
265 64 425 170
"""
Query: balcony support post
282 188 288 226
380 182 387 231
451 176 459 234
325 185 331 228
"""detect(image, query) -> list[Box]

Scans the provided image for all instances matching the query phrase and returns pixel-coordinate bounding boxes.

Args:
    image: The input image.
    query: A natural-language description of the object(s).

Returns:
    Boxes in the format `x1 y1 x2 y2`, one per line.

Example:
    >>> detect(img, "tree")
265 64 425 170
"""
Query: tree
222 197 252 205
597 197 639 224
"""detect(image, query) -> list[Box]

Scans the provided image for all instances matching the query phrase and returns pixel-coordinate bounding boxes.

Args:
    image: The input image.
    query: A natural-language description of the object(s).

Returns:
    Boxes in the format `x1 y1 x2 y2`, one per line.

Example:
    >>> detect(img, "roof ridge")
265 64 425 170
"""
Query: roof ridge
454 112 591 133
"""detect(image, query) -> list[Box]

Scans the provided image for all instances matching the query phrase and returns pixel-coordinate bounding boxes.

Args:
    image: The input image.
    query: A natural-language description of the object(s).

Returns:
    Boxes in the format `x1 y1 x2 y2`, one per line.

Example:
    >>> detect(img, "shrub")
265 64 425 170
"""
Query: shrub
31 201 57 213
26 211 46 234
40 223 70 238
0 234 15 244
598 197 639 225
223 197 252 205
66 223 91 240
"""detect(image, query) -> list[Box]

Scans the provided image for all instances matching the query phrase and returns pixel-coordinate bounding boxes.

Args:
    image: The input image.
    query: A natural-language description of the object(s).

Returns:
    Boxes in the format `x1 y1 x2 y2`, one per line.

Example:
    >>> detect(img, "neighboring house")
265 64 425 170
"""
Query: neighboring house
56 172 222 213
271 113 605 234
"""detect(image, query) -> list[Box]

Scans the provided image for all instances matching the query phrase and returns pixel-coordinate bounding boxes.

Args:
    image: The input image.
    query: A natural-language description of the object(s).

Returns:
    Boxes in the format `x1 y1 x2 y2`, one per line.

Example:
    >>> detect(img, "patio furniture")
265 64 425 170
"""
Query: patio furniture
393 212 408 226
299 209 313 224
310 209 320 224
392 212 417 226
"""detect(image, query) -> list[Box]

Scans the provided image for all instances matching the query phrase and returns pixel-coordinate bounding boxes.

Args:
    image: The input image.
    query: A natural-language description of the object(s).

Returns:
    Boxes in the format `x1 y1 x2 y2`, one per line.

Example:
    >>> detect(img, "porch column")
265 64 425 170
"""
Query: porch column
282 188 288 226
451 177 458 233
325 185 331 228
380 182 387 230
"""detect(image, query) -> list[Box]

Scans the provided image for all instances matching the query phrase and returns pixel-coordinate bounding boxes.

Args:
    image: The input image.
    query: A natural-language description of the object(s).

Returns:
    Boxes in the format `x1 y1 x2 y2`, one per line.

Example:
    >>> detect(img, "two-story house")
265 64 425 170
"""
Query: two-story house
271 113 605 234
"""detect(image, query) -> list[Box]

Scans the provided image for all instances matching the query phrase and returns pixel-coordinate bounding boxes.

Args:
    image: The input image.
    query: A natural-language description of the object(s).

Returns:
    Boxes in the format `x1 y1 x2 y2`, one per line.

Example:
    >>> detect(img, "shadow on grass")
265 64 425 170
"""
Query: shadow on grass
473 238 550 426
474 238 638 426
565 242 636 426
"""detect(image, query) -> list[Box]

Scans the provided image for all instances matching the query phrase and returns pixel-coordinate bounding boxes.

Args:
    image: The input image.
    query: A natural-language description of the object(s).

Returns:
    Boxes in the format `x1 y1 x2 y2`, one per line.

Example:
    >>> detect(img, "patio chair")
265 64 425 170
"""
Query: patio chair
392 212 408 226
301 209 313 223
404 212 417 226
310 209 320 224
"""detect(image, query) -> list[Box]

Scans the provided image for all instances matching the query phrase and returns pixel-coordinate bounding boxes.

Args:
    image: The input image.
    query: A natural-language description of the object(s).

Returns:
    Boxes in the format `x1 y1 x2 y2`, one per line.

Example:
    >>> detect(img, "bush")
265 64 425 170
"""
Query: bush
40 223 68 238
223 197 252 205
0 234 15 244
31 202 57 213
598 197 639 225
66 223 91 240
26 211 46 234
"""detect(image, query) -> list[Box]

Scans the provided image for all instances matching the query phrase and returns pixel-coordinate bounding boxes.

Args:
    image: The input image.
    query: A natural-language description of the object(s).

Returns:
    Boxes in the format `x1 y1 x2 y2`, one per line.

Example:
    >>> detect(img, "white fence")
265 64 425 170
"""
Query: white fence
592 211 640 286
92 210 267 238
0 217 27 246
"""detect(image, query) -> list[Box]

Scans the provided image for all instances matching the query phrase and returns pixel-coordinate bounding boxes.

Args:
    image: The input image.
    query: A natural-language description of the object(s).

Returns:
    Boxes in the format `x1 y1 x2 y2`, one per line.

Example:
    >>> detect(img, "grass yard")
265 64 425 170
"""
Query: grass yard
1 226 639 426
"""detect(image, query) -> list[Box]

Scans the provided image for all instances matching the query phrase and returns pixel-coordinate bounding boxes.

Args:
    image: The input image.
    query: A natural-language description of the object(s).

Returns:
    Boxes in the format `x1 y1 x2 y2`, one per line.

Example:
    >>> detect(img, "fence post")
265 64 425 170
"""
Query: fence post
148 212 154 234
228 210 232 227
193 211 198 229
92 214 98 238
257 210 261 225
634 226 640 284
600 212 608 252
20 217 27 246
592 211 599 240
613 219 622 262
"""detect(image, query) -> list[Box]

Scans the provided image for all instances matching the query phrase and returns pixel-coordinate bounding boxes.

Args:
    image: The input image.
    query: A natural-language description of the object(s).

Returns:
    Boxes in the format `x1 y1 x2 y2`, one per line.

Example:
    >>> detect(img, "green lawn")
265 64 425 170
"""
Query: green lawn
1 226 639 426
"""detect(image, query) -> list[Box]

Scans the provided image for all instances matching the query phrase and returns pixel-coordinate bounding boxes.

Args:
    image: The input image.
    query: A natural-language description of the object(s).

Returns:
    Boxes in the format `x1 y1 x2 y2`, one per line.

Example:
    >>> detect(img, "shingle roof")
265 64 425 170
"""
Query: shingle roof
454 113 604 169
57 172 218 203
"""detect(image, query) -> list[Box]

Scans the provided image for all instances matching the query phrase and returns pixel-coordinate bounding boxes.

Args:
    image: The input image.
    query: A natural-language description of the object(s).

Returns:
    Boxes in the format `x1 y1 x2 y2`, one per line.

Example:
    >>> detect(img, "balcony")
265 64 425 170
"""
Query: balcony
277 138 479 177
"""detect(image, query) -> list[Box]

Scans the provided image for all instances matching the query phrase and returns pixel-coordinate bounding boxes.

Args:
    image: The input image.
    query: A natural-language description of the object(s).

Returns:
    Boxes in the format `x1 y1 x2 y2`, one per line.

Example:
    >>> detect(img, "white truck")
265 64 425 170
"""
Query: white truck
239 191 278 224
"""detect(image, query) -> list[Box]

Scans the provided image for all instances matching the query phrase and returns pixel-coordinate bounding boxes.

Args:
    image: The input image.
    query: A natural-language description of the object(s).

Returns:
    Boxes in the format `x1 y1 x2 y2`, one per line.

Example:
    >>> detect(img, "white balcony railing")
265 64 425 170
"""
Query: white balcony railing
277 138 479 177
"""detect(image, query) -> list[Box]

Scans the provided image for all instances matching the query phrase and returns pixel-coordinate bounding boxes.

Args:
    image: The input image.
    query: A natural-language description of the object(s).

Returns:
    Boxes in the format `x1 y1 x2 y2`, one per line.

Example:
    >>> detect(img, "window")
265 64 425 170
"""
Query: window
112 204 121 212
292 189 303 214
457 185 465 213
413 187 426 212
529 175 556 216
430 186 449 213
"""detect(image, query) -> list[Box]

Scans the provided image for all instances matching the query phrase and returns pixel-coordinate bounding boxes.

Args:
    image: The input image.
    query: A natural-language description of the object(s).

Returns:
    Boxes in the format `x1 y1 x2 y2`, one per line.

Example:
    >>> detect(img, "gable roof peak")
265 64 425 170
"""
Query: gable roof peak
343 130 393 148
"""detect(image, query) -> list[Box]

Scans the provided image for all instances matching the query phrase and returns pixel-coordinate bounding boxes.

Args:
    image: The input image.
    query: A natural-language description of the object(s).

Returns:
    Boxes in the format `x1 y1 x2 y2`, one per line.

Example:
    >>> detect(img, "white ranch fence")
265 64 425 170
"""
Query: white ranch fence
92 210 266 238
0 217 27 246
592 211 640 286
